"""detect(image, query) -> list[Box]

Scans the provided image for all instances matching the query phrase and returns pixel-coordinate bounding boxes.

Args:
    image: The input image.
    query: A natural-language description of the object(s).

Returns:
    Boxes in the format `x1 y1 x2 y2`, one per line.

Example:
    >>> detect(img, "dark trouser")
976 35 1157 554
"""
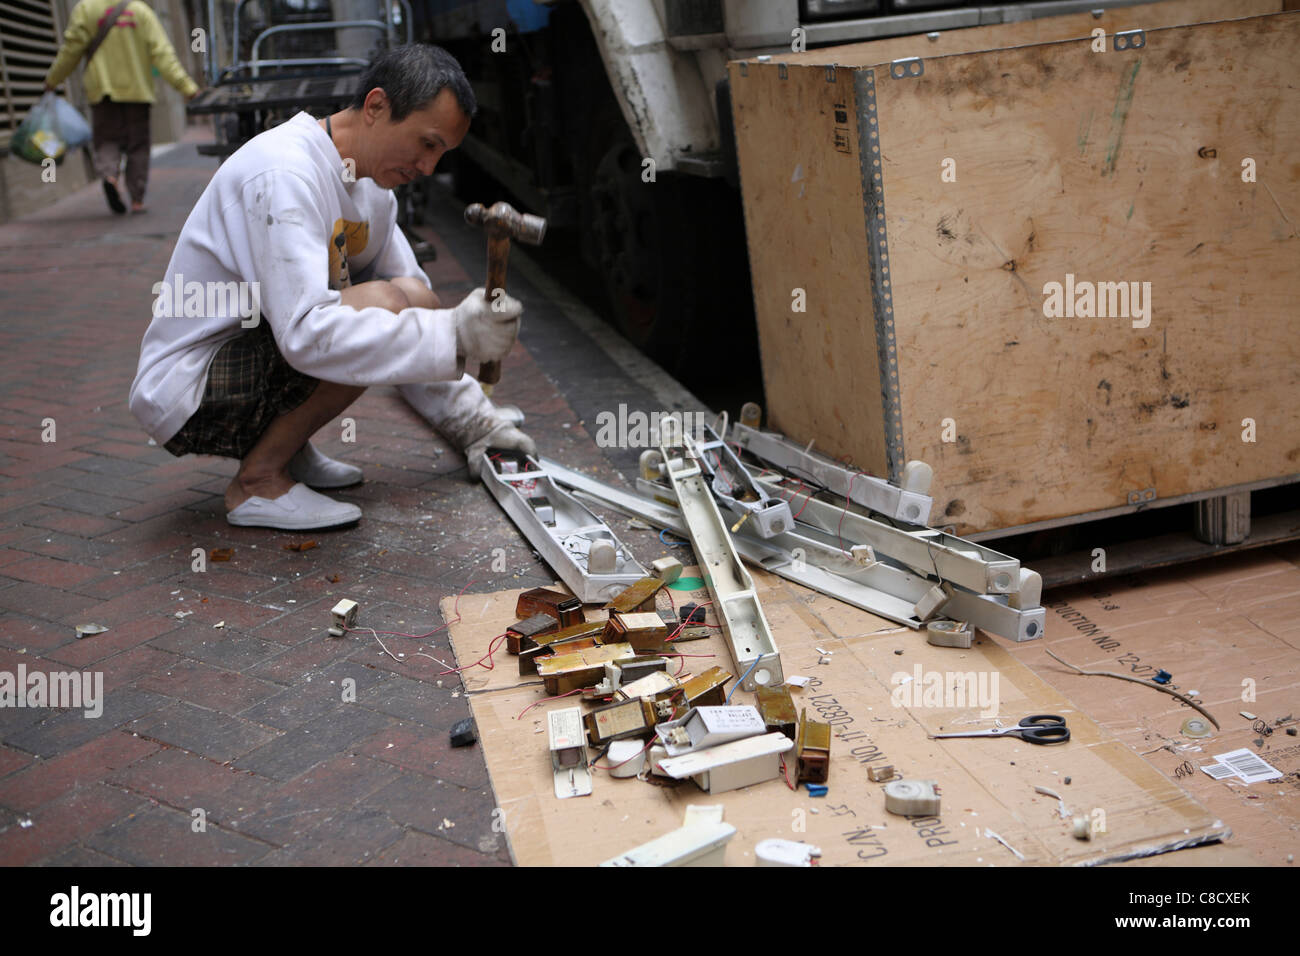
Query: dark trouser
90 100 151 204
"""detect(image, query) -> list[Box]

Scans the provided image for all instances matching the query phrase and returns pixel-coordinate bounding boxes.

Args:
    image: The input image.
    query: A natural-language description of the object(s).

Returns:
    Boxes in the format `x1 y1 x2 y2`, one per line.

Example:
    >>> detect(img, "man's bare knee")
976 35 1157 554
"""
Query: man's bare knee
389 276 440 309
339 280 409 314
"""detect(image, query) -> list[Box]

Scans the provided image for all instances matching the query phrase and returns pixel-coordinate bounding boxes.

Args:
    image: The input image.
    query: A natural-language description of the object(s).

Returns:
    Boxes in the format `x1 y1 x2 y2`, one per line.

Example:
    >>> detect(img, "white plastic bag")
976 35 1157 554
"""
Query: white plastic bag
10 92 66 164
51 95 91 148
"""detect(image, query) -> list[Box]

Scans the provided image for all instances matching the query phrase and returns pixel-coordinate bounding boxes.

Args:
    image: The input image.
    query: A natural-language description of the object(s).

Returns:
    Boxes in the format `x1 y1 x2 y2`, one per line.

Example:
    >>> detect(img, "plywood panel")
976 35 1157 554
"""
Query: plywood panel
729 61 890 475
876 15 1300 530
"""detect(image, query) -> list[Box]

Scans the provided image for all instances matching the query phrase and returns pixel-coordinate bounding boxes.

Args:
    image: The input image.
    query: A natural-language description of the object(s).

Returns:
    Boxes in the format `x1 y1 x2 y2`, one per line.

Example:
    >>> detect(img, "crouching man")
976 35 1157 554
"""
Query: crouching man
129 44 534 530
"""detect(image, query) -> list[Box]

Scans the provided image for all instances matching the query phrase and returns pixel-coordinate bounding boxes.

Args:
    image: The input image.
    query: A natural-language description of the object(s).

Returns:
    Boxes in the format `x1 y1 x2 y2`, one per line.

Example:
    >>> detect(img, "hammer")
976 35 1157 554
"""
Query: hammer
463 201 547 395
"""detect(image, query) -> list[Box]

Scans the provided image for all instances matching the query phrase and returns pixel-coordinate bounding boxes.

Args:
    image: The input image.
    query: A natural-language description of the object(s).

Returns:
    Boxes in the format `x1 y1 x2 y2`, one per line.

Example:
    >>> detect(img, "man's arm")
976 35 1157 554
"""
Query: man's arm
43 3 93 92
237 169 463 386
138 3 199 98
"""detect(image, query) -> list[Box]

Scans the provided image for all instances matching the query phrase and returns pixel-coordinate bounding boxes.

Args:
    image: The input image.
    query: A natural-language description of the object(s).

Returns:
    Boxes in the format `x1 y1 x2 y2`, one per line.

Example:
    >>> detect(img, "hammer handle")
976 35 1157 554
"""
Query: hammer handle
477 234 512 387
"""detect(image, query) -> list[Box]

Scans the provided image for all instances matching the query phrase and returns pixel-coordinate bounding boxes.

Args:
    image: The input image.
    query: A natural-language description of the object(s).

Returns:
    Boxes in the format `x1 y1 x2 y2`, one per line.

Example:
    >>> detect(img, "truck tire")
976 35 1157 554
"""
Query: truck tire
588 135 710 370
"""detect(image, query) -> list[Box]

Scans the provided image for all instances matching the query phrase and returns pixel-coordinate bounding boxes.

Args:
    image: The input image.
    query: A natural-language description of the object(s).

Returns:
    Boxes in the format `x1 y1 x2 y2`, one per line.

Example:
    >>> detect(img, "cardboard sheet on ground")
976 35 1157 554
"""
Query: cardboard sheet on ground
1008 549 1300 866
444 568 1226 866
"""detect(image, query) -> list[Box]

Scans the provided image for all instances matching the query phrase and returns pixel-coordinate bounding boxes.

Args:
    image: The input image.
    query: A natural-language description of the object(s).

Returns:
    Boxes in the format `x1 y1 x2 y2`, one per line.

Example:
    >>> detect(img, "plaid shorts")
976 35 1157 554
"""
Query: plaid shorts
163 321 318 460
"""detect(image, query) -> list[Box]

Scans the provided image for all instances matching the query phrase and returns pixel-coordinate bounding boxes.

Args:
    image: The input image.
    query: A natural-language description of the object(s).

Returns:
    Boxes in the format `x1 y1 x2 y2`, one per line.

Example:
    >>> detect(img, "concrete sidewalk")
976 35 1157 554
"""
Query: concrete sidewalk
0 125 695 865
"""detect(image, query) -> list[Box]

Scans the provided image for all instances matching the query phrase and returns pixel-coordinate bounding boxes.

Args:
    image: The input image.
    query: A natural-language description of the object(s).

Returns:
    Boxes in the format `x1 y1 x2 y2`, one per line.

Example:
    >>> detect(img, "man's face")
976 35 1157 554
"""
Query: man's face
368 87 471 189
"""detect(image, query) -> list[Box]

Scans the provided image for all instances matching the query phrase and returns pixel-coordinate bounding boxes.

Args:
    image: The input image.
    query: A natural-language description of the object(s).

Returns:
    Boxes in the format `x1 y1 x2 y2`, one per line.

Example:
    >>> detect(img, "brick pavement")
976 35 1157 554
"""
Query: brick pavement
0 124 694 866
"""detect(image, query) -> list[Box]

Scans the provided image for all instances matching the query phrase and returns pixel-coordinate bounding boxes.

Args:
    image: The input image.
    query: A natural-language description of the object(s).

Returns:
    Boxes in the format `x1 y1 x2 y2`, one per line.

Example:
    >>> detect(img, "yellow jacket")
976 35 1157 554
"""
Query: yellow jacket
45 0 198 104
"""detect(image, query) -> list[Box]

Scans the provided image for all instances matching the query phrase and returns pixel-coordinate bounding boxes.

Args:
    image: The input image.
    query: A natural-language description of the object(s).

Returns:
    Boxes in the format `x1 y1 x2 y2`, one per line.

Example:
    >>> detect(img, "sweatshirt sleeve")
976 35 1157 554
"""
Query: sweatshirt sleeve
354 192 430 288
44 3 93 91
234 169 461 386
139 4 199 97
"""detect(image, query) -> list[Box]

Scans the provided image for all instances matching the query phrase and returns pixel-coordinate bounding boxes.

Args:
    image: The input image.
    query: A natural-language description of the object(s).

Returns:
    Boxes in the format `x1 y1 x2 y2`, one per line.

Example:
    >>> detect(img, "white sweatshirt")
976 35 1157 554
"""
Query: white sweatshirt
129 111 493 446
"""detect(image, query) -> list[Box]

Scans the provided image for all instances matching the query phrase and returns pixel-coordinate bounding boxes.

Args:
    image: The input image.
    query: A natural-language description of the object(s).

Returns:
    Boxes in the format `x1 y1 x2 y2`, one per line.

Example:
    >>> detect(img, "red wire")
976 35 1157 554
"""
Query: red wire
705 449 735 494
666 598 715 642
781 478 815 521
439 632 507 676
515 687 585 720
779 755 797 791
837 471 865 553
661 651 716 678
590 736 654 772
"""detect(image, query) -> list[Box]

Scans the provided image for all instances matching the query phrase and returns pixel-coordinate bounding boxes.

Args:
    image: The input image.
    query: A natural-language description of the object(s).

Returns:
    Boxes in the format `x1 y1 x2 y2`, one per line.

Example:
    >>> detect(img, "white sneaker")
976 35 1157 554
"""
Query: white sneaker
288 443 363 489
227 483 362 530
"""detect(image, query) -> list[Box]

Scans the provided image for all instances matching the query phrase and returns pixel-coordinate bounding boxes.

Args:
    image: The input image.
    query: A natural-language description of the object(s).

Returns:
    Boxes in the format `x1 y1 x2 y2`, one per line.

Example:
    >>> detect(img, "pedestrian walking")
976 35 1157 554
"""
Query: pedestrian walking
43 0 200 214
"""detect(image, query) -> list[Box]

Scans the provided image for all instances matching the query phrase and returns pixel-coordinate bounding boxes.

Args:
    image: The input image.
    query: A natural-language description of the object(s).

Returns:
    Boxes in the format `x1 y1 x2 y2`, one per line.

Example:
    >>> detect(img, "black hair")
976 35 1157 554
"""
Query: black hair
350 43 477 121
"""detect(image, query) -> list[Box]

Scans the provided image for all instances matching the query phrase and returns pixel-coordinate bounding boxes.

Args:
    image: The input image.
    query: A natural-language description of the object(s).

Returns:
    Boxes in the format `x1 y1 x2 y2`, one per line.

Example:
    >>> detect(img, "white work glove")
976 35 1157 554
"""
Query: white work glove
397 377 536 481
452 287 523 371
464 410 537 481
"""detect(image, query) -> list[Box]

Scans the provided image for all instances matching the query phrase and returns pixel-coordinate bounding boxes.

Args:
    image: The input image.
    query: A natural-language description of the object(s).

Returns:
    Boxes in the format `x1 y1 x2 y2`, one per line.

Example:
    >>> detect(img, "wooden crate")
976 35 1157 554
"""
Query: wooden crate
729 6 1300 535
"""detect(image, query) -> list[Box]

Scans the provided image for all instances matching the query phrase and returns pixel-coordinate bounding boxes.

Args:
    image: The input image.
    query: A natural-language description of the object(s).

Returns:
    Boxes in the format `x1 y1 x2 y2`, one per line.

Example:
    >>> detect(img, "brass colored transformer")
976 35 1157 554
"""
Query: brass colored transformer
795 707 832 784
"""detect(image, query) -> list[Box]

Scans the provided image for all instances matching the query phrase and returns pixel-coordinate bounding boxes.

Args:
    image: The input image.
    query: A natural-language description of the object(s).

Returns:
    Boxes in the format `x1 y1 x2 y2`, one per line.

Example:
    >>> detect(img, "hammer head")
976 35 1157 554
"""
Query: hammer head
464 201 547 245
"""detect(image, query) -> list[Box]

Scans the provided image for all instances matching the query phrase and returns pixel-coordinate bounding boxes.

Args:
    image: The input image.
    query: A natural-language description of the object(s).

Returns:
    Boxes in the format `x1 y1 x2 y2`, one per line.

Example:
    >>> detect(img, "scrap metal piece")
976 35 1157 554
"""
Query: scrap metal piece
585 697 659 745
753 474 1020 596
548 707 592 799
505 612 560 655
690 422 793 538
655 706 766 756
796 707 832 783
523 636 602 678
657 732 794 794
731 421 933 524
616 670 680 703
545 459 1045 642
482 452 646 602
517 618 607 675
756 685 798 739
658 416 783 690
680 666 732 708
617 657 670 686
884 779 940 816
603 611 671 652
605 576 666 613
515 587 583 627
536 643 637 695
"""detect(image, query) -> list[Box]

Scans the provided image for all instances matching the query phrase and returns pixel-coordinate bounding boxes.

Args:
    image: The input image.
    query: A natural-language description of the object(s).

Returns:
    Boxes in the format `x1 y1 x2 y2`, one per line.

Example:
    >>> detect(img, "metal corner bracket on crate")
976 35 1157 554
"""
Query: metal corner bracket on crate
854 67 906 482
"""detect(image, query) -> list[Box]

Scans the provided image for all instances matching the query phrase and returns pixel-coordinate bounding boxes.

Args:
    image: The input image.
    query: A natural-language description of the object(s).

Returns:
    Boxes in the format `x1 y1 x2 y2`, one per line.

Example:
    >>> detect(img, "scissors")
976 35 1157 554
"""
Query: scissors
929 714 1070 745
